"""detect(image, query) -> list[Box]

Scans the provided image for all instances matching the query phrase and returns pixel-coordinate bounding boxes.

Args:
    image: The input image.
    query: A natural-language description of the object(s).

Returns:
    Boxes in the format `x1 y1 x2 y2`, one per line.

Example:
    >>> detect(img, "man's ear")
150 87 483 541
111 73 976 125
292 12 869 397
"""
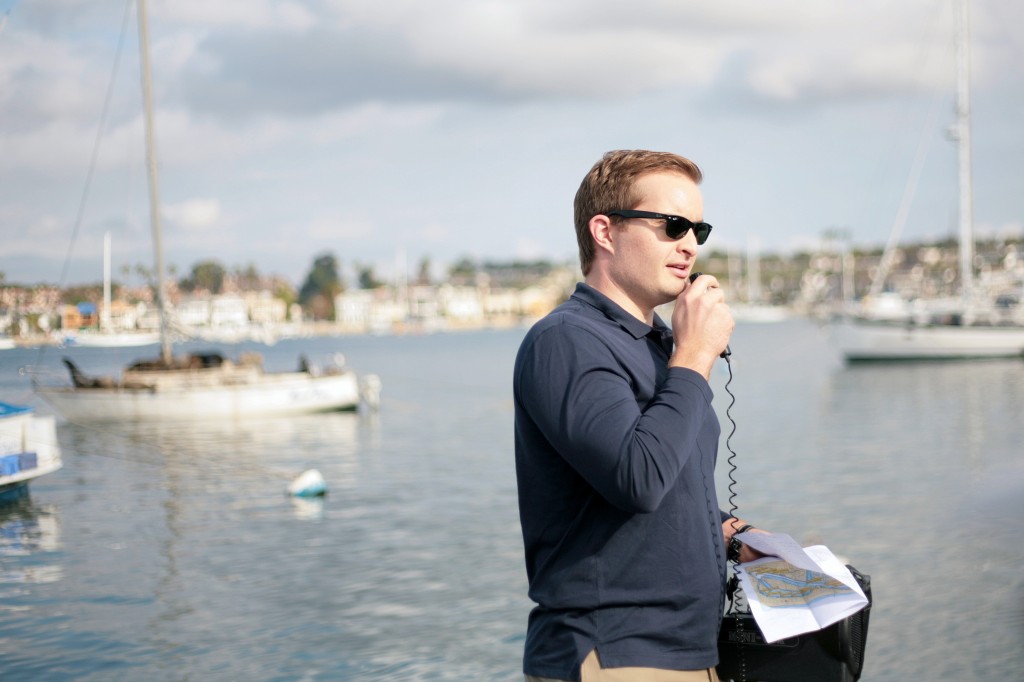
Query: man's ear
590 214 615 255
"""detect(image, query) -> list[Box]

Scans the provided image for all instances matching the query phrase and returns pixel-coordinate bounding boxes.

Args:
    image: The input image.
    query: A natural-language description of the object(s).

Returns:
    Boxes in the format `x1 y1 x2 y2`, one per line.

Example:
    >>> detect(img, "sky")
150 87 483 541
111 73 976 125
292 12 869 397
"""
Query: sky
1 0 1023 288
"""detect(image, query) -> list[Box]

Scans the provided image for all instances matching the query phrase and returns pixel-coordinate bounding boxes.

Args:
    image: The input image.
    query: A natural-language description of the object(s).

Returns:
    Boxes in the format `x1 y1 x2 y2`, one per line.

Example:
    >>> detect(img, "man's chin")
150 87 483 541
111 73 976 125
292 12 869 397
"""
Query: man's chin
654 288 684 309
663 283 687 302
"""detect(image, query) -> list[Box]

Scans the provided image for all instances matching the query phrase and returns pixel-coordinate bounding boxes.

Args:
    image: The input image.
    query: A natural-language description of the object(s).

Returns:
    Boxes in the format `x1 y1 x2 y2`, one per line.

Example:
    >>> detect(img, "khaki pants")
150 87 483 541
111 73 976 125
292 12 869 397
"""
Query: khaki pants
526 649 721 682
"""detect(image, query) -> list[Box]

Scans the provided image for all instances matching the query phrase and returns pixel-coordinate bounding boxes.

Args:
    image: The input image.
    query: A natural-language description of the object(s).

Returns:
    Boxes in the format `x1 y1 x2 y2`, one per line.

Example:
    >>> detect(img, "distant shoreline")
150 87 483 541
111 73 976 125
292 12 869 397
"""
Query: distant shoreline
2 317 538 349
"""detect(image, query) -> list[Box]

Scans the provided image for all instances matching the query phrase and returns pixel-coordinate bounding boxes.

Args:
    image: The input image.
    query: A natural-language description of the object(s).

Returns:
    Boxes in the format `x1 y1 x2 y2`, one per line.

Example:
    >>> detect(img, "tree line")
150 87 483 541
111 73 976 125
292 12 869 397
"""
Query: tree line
1 253 574 322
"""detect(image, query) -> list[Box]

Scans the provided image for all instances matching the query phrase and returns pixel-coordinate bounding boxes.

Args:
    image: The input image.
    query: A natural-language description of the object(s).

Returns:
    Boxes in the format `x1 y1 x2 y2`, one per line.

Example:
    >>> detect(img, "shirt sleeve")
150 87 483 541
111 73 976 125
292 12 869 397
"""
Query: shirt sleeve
515 319 715 514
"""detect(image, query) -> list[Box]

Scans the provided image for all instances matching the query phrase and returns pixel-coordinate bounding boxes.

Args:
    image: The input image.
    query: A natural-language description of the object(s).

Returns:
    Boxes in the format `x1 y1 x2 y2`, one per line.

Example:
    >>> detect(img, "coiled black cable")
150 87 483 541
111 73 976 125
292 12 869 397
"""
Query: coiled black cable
723 355 739 521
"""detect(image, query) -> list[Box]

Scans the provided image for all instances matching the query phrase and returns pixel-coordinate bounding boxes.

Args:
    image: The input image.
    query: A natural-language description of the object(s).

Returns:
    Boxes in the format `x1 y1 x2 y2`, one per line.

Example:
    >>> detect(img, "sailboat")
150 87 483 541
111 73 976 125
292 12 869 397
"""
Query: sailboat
831 0 1024 361
728 240 790 324
65 231 161 348
34 0 375 422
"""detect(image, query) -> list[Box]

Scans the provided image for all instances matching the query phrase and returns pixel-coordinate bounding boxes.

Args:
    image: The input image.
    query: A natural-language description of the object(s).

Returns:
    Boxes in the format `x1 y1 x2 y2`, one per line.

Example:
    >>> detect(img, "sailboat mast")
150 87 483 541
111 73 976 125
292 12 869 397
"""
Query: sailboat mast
136 0 172 365
954 0 974 306
102 231 112 333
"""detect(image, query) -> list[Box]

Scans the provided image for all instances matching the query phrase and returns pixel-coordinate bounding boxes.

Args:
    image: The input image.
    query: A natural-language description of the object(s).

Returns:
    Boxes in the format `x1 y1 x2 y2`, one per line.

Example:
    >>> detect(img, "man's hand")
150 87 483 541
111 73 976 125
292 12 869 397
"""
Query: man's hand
723 518 767 564
669 273 734 379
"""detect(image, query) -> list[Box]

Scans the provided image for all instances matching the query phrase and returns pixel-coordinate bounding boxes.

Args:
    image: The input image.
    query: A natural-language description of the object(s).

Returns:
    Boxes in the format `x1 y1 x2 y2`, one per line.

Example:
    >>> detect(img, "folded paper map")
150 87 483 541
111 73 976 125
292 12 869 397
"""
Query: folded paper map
734 532 869 643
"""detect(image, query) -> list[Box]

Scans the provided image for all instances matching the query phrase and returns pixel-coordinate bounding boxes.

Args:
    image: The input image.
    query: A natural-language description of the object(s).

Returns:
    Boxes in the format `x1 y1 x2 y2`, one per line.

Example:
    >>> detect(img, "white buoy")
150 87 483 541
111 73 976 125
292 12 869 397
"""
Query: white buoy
288 468 327 497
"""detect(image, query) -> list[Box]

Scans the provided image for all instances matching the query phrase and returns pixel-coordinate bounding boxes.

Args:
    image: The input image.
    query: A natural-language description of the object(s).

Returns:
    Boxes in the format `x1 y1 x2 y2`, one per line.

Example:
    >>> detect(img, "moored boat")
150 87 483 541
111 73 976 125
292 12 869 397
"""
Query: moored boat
63 331 162 348
832 315 1024 361
0 402 63 499
32 0 378 421
35 352 366 422
831 0 1024 361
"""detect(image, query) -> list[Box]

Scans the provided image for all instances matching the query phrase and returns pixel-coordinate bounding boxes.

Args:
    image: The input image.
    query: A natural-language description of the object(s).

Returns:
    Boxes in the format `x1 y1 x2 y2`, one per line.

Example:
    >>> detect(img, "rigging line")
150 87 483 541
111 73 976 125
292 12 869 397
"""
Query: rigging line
869 0 972 296
36 0 134 370
867 94 945 298
859 2 948 239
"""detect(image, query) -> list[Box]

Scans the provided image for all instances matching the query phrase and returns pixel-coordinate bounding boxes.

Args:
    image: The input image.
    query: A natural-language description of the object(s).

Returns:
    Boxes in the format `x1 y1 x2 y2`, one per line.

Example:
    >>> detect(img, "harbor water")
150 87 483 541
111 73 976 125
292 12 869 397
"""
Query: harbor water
1 319 1022 680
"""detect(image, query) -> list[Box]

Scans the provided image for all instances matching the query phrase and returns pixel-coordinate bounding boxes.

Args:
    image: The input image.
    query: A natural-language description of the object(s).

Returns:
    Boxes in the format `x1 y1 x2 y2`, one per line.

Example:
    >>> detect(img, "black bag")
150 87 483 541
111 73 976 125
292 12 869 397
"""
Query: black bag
716 565 872 682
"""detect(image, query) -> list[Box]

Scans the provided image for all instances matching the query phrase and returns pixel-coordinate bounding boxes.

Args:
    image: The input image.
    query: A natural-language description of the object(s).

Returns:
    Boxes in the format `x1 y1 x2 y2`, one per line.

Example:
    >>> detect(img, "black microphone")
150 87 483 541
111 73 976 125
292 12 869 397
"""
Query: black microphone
689 272 732 360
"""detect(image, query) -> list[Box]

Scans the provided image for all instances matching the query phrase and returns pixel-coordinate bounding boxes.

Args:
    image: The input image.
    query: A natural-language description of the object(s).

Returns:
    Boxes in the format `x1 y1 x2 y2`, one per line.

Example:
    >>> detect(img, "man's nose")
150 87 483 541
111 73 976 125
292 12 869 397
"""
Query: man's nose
675 229 699 254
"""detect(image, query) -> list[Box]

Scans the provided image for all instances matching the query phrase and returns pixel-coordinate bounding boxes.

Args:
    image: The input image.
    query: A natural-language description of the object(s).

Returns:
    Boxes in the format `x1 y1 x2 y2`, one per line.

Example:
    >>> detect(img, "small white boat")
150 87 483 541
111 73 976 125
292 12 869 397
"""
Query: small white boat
831 316 1024 361
64 331 162 348
35 352 367 422
730 303 791 324
0 402 63 498
62 232 162 348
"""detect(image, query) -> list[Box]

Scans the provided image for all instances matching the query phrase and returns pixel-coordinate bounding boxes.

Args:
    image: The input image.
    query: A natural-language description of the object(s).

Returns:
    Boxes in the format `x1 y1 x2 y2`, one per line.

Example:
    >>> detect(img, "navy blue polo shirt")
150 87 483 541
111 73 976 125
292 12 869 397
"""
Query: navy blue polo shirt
513 283 729 681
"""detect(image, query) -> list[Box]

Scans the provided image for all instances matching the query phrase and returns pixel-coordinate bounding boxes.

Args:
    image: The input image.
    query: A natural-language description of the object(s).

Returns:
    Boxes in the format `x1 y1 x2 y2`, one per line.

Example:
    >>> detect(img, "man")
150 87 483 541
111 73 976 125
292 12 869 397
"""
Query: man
513 150 760 682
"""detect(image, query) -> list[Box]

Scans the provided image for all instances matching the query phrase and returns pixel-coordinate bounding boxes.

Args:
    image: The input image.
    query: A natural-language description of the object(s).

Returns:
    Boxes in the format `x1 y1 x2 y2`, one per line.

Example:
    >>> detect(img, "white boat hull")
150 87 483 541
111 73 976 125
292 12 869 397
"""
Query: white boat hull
831 318 1024 360
67 332 161 348
730 304 791 324
0 405 63 494
36 369 362 422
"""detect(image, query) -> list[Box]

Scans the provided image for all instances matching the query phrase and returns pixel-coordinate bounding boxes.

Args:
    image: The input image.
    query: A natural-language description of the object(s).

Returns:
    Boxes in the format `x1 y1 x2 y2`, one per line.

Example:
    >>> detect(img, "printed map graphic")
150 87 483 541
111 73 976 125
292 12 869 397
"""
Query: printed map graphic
745 559 852 607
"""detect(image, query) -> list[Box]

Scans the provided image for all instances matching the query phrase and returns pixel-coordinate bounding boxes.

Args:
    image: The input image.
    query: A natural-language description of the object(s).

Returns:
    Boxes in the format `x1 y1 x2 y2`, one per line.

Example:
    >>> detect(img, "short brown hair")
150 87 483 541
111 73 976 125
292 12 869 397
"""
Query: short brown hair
573 150 703 275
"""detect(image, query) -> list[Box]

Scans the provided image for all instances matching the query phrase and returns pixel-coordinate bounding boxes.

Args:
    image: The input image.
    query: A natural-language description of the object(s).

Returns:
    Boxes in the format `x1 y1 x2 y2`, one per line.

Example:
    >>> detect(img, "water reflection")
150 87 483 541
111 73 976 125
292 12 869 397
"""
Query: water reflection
289 495 326 521
817 358 1024 678
60 411 370 492
0 492 62 585
825 359 1023 476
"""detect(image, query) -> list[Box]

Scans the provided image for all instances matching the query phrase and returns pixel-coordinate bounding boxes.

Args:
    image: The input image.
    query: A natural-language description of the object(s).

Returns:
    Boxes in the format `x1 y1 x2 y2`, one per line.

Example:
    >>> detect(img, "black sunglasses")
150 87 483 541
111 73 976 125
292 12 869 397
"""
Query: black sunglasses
607 210 712 245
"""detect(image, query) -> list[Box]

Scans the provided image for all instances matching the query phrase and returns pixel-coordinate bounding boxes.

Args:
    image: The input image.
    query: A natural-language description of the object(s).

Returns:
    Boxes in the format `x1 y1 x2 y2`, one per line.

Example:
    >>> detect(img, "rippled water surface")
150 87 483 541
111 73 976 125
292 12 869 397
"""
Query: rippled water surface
1 321 1022 680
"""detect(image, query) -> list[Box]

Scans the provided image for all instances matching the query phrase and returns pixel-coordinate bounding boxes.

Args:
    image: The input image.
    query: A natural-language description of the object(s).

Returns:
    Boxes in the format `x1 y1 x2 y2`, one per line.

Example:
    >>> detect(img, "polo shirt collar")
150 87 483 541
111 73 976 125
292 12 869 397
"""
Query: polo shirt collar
571 282 671 341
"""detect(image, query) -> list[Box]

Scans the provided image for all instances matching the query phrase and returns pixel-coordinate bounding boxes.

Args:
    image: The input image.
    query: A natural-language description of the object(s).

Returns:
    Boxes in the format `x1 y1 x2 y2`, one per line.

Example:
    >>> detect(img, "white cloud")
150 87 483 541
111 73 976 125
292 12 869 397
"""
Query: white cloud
306 215 372 241
0 31 111 129
513 237 547 262
306 103 447 145
1 212 67 257
417 221 452 244
164 198 221 231
154 0 317 31
1 0 1022 286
